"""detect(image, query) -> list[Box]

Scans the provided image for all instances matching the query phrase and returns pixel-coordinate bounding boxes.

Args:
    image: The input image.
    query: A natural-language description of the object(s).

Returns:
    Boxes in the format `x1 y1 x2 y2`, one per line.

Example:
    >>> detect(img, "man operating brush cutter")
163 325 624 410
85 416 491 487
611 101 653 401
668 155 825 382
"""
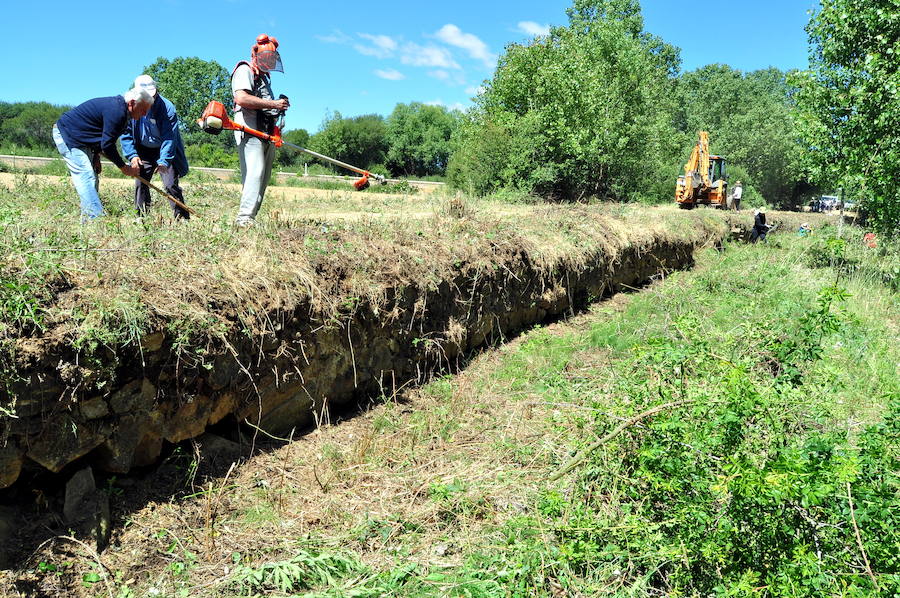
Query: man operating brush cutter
200 100 385 185
228 34 291 227
199 37 384 224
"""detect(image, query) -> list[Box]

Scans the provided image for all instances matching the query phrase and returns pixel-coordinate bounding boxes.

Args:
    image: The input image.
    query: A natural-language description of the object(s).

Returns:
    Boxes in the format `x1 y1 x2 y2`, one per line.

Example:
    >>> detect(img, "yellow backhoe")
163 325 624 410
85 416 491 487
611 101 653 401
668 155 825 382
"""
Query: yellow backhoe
675 131 728 209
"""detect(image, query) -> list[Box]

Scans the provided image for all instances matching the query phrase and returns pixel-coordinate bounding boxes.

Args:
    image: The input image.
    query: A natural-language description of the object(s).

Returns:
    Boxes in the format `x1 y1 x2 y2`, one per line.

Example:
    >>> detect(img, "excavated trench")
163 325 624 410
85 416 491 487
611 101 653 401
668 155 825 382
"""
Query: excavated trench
0 231 723 561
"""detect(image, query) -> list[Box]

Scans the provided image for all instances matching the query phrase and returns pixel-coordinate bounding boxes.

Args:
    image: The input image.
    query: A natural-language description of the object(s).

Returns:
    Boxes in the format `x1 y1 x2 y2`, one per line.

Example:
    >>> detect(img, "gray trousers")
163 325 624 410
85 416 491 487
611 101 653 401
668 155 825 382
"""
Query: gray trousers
236 134 275 222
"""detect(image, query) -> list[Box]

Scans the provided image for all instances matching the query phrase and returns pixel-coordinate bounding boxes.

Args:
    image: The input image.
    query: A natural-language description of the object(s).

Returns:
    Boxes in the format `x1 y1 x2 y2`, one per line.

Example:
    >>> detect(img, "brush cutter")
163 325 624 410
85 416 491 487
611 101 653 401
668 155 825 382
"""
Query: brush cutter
197 100 385 190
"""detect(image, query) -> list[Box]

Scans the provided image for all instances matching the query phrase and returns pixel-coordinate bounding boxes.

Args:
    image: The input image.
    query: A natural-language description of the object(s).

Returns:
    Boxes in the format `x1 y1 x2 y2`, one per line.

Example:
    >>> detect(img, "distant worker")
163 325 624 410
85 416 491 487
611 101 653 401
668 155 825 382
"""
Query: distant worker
232 33 290 227
732 181 743 212
52 88 151 220
120 75 191 220
750 208 768 243
798 222 812 237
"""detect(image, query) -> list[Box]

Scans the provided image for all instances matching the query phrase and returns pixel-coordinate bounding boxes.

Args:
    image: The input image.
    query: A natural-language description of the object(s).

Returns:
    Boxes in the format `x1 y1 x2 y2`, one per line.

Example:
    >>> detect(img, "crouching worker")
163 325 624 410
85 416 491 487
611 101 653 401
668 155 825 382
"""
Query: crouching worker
750 208 769 243
121 75 190 220
52 88 151 220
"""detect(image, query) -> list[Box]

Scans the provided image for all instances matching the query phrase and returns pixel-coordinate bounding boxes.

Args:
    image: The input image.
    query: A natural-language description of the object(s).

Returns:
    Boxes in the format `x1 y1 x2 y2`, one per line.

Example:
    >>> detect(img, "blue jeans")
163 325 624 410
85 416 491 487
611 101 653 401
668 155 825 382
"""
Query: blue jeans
52 124 104 219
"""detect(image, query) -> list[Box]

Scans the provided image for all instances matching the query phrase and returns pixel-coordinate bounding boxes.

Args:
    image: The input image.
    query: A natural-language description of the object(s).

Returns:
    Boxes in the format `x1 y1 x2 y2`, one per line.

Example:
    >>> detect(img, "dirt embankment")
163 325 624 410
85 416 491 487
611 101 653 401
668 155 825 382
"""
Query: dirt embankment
0 206 732 492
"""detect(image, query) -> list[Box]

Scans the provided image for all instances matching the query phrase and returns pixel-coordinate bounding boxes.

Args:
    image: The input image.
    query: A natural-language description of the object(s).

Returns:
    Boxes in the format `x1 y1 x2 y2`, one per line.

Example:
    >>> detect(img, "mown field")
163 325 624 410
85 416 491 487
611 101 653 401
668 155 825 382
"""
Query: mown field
0 170 897 596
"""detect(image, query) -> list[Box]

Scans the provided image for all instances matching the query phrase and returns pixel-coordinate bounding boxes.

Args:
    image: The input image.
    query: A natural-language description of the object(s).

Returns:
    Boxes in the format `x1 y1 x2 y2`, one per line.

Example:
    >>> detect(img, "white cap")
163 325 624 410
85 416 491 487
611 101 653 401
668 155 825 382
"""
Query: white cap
134 74 157 97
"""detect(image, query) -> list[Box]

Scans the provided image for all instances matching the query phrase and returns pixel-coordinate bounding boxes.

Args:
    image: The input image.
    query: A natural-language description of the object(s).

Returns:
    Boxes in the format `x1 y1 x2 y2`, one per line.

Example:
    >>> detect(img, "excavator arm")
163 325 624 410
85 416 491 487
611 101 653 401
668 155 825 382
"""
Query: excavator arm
676 132 710 202
675 131 726 208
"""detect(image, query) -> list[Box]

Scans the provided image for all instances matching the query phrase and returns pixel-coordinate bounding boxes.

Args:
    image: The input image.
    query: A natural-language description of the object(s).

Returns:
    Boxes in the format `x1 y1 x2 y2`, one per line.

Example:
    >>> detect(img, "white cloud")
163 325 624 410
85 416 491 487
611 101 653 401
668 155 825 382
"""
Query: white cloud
400 43 461 69
517 21 551 36
434 24 496 68
354 33 398 58
375 68 405 81
465 85 485 96
429 70 467 86
317 29 352 44
426 99 467 112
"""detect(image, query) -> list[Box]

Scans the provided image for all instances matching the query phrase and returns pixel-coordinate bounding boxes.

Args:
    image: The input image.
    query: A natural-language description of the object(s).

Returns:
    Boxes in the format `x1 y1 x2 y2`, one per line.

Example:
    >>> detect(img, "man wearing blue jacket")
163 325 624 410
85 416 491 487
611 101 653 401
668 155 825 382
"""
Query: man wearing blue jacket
120 75 191 220
52 88 152 219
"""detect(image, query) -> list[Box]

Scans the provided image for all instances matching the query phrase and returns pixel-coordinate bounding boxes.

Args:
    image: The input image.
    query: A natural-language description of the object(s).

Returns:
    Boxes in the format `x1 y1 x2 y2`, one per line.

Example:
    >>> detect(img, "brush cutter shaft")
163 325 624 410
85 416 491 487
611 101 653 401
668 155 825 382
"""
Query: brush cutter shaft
197 101 385 184
281 142 383 181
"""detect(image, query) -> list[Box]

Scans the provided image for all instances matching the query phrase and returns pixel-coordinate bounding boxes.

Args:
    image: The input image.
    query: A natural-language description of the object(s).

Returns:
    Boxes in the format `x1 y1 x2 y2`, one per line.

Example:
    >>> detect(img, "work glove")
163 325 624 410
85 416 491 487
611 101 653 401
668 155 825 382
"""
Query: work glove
92 152 102 175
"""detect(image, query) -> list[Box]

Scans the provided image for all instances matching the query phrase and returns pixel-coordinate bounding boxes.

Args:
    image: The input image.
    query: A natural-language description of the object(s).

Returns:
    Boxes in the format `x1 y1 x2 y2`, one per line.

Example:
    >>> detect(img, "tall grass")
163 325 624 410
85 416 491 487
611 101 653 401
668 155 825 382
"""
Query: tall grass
218 236 898 597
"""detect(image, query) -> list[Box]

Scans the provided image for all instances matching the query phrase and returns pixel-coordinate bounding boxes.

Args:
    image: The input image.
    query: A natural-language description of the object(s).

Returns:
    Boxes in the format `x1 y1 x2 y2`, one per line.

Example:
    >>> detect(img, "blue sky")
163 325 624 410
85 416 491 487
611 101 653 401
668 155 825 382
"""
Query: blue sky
0 0 818 134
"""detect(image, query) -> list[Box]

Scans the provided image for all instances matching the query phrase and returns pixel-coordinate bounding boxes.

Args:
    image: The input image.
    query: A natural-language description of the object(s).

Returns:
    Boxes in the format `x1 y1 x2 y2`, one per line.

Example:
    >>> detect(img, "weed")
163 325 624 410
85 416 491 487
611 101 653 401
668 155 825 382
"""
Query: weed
230 547 369 596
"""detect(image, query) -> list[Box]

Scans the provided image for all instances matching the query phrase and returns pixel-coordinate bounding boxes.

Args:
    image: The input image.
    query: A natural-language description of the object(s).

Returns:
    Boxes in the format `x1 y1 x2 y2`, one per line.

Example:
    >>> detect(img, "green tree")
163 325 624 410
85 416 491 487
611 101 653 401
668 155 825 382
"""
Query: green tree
794 0 900 235
448 0 679 200
308 112 388 173
140 56 231 128
0 102 68 153
139 56 235 165
385 103 460 177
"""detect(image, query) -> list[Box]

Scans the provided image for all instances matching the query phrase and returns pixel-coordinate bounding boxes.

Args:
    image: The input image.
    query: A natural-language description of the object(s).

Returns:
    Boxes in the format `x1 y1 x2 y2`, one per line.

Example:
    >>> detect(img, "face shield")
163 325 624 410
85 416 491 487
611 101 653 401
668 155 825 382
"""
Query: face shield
254 49 283 73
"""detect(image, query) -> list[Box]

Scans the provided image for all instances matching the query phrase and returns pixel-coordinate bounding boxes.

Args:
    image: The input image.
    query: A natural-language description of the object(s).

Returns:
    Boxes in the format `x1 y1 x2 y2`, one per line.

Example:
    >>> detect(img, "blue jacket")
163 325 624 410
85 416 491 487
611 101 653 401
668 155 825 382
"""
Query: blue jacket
55 96 129 168
120 95 189 177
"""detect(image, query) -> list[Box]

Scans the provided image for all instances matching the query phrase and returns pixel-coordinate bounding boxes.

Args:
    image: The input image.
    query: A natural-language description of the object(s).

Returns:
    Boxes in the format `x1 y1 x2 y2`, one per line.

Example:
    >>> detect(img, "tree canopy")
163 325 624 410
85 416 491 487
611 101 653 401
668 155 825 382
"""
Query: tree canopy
674 65 804 208
139 56 235 166
0 102 68 153
140 57 232 138
308 112 389 173
385 103 460 177
794 0 900 235
448 0 679 200
275 128 311 168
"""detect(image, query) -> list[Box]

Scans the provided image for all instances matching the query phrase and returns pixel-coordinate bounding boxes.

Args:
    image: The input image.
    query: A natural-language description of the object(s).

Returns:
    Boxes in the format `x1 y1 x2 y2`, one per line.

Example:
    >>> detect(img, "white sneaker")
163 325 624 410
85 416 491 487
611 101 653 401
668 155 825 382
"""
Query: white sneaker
235 218 255 228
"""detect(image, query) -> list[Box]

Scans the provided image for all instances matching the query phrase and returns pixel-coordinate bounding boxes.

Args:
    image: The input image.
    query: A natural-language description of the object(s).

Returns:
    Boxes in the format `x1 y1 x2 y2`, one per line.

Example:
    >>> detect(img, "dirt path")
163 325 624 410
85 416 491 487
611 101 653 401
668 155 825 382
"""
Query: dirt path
0 172 429 205
0 172 528 222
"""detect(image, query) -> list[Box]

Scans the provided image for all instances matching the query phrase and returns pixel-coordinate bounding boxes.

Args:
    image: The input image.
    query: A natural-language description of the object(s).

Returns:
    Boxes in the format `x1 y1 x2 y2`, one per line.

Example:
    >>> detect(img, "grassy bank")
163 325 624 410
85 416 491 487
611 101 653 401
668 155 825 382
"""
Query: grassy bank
5 229 897 597
0 174 733 389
